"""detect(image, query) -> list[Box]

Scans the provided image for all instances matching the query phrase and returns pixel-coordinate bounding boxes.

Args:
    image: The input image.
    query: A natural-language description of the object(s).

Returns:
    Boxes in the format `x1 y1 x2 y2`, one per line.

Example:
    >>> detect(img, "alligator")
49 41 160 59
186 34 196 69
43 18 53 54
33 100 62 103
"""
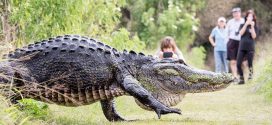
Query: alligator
0 35 233 121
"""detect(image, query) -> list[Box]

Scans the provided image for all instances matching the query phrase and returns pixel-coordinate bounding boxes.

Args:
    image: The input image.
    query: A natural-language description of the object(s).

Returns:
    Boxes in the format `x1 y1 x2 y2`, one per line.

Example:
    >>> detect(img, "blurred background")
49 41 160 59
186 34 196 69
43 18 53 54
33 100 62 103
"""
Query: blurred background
1 0 272 68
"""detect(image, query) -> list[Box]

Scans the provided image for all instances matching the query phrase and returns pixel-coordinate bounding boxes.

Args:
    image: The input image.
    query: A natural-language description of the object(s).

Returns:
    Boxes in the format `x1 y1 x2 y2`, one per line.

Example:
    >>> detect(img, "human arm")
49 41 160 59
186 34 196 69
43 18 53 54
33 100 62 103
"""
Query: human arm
174 48 186 62
226 20 231 38
173 53 178 59
154 49 161 59
239 21 257 39
250 23 257 39
208 28 216 47
159 51 164 59
239 23 247 36
208 34 216 47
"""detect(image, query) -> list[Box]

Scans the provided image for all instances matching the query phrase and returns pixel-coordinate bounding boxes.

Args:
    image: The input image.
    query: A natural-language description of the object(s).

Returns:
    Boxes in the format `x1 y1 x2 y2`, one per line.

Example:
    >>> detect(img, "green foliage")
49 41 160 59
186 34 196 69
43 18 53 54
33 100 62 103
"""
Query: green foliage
108 28 145 51
256 61 272 102
1 98 50 124
125 0 204 49
184 46 206 68
18 99 50 119
9 0 144 52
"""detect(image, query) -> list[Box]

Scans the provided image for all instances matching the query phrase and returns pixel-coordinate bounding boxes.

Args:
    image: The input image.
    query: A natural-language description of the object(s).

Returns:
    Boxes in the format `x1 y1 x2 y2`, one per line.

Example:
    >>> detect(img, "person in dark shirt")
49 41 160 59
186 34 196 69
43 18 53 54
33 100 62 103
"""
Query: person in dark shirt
237 10 258 84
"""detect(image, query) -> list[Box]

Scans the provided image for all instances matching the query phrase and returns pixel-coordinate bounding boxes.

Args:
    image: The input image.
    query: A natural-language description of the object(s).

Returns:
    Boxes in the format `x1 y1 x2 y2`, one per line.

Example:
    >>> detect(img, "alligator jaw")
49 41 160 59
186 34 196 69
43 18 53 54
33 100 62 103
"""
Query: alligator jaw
139 60 234 94
187 81 231 93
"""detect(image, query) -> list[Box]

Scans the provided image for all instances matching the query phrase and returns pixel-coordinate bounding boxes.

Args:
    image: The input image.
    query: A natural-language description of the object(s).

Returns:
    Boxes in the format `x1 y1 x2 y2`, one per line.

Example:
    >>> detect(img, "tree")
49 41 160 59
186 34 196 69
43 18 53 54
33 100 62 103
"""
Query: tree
121 0 204 49
0 0 16 43
8 0 145 51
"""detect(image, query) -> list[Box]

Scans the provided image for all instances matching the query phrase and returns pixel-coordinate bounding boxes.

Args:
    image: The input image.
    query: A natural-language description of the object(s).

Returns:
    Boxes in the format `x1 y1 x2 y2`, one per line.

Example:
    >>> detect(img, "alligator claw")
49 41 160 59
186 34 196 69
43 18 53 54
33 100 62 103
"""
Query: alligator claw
155 107 181 119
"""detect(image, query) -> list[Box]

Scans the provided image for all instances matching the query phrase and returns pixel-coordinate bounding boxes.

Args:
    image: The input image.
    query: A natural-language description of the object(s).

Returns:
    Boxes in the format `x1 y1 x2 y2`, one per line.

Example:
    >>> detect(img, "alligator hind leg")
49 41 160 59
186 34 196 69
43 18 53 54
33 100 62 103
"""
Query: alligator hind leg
100 99 125 121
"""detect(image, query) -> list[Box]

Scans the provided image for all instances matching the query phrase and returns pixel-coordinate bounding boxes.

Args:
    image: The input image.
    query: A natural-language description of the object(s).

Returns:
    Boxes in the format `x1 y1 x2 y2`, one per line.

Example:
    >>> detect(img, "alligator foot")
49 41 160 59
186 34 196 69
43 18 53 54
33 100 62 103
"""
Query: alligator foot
119 75 181 119
154 107 181 119
100 99 125 122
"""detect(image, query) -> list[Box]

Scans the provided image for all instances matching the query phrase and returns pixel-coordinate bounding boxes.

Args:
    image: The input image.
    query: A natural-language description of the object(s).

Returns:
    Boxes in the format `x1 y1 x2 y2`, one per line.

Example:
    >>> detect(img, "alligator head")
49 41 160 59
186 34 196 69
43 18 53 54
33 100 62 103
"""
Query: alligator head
135 58 233 109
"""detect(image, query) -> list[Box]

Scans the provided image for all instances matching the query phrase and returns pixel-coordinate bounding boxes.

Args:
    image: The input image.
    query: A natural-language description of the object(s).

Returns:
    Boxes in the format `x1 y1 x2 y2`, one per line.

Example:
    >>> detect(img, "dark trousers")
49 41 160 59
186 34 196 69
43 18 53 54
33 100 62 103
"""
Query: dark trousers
237 50 254 77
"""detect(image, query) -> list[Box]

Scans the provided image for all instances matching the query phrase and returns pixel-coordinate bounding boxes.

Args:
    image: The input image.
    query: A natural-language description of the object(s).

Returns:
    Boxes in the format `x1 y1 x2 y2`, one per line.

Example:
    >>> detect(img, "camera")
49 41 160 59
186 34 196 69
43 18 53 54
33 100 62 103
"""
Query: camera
163 52 173 58
235 31 239 36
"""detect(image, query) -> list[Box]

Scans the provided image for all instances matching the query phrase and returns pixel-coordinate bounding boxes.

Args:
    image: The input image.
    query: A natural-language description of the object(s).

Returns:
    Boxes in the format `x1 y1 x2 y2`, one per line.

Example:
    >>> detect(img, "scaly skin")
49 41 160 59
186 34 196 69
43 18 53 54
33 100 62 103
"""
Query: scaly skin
0 35 233 121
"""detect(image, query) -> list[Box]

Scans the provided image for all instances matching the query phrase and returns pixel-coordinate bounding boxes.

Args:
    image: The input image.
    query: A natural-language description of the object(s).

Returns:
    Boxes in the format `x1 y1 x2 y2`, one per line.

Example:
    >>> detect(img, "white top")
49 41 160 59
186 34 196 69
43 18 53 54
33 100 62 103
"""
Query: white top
227 18 245 41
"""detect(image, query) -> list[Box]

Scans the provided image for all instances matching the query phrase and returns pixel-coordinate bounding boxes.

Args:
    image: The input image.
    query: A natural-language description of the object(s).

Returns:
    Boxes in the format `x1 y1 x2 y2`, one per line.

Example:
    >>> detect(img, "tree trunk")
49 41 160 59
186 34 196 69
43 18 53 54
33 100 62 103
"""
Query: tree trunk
2 14 10 43
1 0 16 44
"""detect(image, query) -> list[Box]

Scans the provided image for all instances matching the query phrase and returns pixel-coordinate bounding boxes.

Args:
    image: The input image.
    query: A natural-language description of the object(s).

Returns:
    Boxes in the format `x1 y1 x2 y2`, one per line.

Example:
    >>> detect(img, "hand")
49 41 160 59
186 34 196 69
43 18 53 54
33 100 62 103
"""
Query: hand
212 43 216 47
245 20 252 26
250 21 255 27
249 28 255 33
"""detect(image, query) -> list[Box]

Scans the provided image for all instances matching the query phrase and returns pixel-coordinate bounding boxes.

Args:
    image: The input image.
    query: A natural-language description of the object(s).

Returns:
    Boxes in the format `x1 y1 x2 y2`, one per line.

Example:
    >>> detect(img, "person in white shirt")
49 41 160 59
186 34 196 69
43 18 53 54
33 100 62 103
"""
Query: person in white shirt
226 7 245 81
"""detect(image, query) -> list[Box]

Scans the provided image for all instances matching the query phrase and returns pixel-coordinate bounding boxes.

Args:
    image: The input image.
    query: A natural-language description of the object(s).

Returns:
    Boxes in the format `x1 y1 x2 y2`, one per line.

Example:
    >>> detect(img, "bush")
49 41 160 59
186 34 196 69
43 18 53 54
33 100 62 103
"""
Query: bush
184 46 206 68
9 0 145 52
2 99 51 125
17 99 50 119
123 0 204 49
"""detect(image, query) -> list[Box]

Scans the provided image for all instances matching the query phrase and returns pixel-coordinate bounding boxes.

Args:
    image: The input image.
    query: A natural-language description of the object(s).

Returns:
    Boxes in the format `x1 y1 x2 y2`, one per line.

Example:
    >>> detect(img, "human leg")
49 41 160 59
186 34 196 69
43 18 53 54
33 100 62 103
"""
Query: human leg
222 51 229 73
214 51 222 73
247 51 254 80
230 60 238 78
227 39 239 79
237 50 246 84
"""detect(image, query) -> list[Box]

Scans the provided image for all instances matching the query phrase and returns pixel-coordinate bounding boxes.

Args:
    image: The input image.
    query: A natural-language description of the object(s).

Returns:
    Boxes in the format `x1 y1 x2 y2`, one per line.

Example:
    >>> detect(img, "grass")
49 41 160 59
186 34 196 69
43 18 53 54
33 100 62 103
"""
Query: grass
255 59 272 102
1 81 272 125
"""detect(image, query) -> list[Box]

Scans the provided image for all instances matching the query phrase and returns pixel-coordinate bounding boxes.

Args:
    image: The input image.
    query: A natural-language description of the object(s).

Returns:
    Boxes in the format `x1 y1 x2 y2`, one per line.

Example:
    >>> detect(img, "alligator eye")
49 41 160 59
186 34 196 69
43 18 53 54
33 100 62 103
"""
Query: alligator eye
158 69 179 76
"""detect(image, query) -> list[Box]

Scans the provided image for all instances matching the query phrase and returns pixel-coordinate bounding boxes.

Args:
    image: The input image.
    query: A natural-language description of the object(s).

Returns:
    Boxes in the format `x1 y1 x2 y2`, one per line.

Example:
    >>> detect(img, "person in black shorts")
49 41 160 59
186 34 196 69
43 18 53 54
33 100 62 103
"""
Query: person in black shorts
237 10 259 84
226 7 245 81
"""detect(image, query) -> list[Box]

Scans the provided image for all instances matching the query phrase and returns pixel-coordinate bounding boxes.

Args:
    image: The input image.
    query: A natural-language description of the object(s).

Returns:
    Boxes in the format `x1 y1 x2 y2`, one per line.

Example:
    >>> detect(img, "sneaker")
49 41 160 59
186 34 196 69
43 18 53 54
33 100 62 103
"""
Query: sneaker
238 76 245 84
248 68 253 80
233 77 239 83
248 73 253 80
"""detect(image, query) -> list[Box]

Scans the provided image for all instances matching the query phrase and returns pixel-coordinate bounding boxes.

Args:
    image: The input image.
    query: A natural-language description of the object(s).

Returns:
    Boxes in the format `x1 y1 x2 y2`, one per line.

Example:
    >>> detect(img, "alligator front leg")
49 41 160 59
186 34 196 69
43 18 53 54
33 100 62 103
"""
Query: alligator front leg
120 75 181 119
100 99 125 121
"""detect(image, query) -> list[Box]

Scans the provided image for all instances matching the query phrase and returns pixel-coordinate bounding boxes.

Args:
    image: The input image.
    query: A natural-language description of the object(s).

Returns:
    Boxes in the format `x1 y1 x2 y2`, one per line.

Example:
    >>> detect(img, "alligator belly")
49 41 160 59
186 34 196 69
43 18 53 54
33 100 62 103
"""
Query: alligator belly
20 85 126 106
